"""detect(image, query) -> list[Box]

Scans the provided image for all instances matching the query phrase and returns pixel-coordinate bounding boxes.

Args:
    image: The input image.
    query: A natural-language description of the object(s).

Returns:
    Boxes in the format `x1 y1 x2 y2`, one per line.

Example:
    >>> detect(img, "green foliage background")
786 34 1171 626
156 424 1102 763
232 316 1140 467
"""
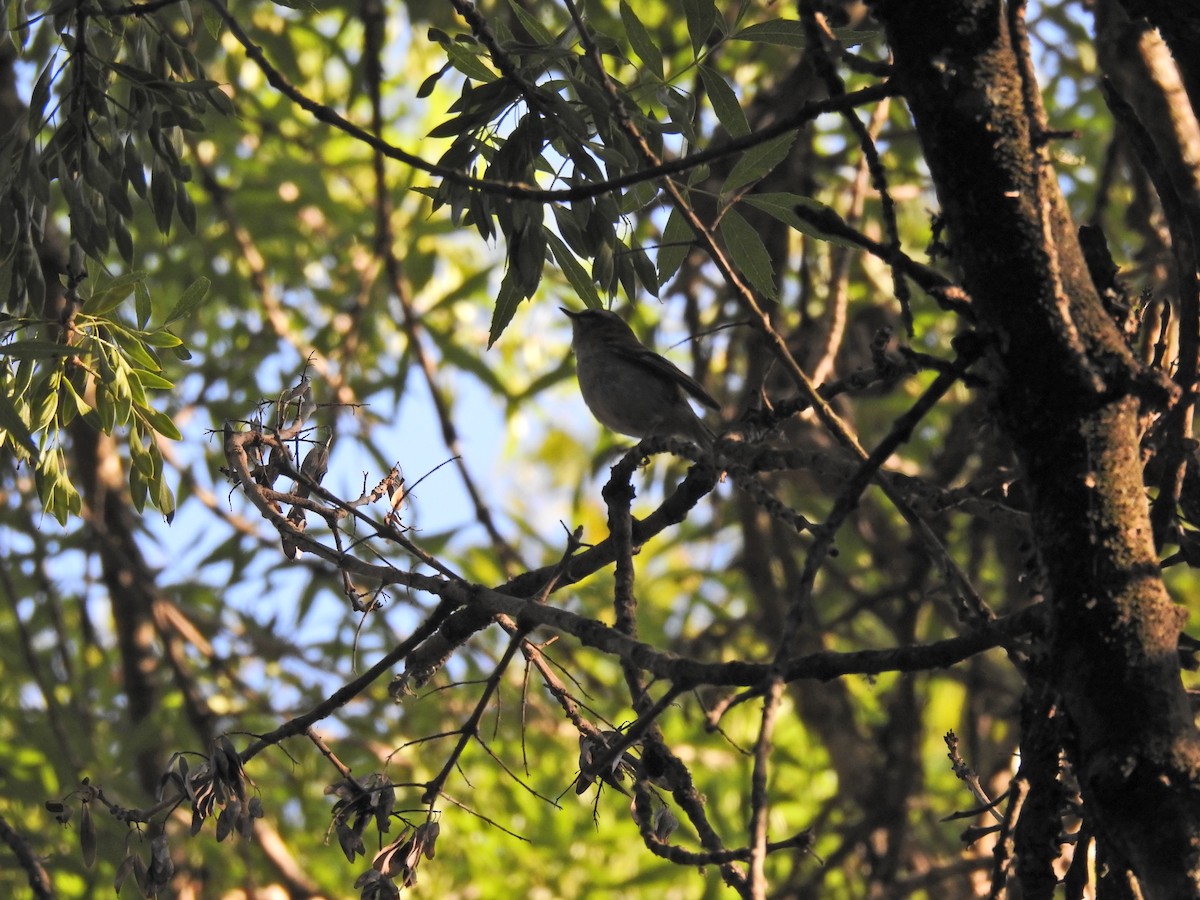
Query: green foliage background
0 1 1195 898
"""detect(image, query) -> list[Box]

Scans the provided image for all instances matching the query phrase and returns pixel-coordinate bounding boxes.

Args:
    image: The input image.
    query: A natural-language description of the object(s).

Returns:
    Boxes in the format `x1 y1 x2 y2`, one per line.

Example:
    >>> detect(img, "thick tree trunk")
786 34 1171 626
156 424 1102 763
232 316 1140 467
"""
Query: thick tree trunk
875 1 1200 894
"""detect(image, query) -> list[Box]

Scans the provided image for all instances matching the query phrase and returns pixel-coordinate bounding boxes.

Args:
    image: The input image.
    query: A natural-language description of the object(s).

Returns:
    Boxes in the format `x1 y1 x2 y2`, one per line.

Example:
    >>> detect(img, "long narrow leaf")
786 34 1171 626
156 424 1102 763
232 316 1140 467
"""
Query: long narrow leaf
722 131 798 195
546 230 602 309
720 208 777 300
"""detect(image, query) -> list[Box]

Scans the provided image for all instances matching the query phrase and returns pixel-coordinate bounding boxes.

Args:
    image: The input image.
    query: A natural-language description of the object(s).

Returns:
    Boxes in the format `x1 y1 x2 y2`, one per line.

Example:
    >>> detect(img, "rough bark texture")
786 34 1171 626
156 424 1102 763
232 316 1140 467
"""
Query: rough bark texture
874 1 1200 894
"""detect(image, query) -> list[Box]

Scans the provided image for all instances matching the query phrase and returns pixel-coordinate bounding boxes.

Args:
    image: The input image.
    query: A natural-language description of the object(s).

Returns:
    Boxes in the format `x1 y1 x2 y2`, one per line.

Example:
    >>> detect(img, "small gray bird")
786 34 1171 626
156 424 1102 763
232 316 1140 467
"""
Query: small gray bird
562 307 718 445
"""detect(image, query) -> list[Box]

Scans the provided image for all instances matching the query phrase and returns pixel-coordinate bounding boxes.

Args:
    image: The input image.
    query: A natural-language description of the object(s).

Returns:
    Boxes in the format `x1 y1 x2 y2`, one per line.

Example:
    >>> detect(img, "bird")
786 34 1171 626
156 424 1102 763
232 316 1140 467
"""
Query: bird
562 307 718 445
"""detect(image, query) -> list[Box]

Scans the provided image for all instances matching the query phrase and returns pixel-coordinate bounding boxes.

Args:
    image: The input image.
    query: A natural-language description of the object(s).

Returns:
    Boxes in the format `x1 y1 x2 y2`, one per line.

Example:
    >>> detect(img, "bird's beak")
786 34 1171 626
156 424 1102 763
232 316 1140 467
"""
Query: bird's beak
560 306 582 319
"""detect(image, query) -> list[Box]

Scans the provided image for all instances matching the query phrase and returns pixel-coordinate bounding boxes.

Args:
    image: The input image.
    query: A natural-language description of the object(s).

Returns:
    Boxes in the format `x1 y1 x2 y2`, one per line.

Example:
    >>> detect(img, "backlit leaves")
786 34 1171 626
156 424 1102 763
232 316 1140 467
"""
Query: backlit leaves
720 207 777 300
0 269 185 518
722 131 799 195
621 2 664 79
730 18 808 48
163 276 212 326
742 193 860 247
548 229 602 310
657 208 694 287
408 1 813 352
681 0 718 55
699 65 750 138
0 3 228 522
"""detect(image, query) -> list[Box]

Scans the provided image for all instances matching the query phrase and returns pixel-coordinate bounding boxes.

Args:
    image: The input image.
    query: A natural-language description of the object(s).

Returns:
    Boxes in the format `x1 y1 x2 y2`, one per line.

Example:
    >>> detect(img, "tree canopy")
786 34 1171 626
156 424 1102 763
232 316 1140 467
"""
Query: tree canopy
1 0 1199 897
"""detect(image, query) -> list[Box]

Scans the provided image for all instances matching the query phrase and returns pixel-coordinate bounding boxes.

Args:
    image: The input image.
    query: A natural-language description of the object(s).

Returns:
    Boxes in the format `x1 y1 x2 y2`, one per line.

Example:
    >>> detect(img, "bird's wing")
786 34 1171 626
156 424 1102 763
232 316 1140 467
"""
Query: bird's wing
614 344 720 410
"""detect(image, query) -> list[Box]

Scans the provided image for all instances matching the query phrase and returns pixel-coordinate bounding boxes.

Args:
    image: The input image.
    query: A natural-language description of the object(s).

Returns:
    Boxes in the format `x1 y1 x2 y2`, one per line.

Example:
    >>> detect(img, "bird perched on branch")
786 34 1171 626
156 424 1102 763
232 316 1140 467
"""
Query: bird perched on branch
562 307 718 446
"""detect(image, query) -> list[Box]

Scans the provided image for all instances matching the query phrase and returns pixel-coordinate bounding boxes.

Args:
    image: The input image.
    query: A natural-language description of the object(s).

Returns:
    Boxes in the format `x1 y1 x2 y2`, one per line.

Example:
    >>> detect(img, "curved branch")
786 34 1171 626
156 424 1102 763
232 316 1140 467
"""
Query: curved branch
207 0 892 203
0 813 53 900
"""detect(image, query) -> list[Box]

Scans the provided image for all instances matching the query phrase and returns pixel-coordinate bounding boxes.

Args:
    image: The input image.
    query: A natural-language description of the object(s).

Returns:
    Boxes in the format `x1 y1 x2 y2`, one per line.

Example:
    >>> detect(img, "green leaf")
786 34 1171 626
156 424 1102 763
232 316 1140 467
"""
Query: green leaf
616 240 638 302
95 384 116 432
23 243 46 313
0 389 38 456
619 179 659 216
62 377 92 417
488 267 525 348
131 369 173 390
507 0 555 46
720 208 777 300
163 276 211 325
443 42 498 84
130 434 155 477
126 366 147 408
33 453 55 511
661 86 699 143
831 26 878 48
620 2 663 79
176 186 197 233
631 244 659 298
135 281 152 329
206 85 236 117
151 160 176 235
111 367 133 426
105 179 134 219
740 193 858 247
112 326 163 372
172 79 222 94
427 110 487 140
83 271 145 315
592 240 615 296
417 64 449 99
140 405 183 441
682 0 717 55
64 480 83 520
512 215 547 298
202 4 223 40
551 202 591 256
546 230 601 310
115 219 134 265
686 163 711 186
145 329 183 348
155 470 175 520
721 131 798 195
50 473 80 525
28 59 56 126
699 66 750 138
657 208 693 286
730 19 807 48
0 340 77 360
30 379 59 432
36 453 79 525
129 463 148 512
125 137 147 198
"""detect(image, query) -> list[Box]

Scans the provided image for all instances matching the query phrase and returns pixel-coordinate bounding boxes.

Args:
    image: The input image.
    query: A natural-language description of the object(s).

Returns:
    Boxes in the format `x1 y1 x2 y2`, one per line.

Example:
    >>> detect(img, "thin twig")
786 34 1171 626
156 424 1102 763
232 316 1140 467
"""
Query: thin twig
748 677 784 900
364 13 523 573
